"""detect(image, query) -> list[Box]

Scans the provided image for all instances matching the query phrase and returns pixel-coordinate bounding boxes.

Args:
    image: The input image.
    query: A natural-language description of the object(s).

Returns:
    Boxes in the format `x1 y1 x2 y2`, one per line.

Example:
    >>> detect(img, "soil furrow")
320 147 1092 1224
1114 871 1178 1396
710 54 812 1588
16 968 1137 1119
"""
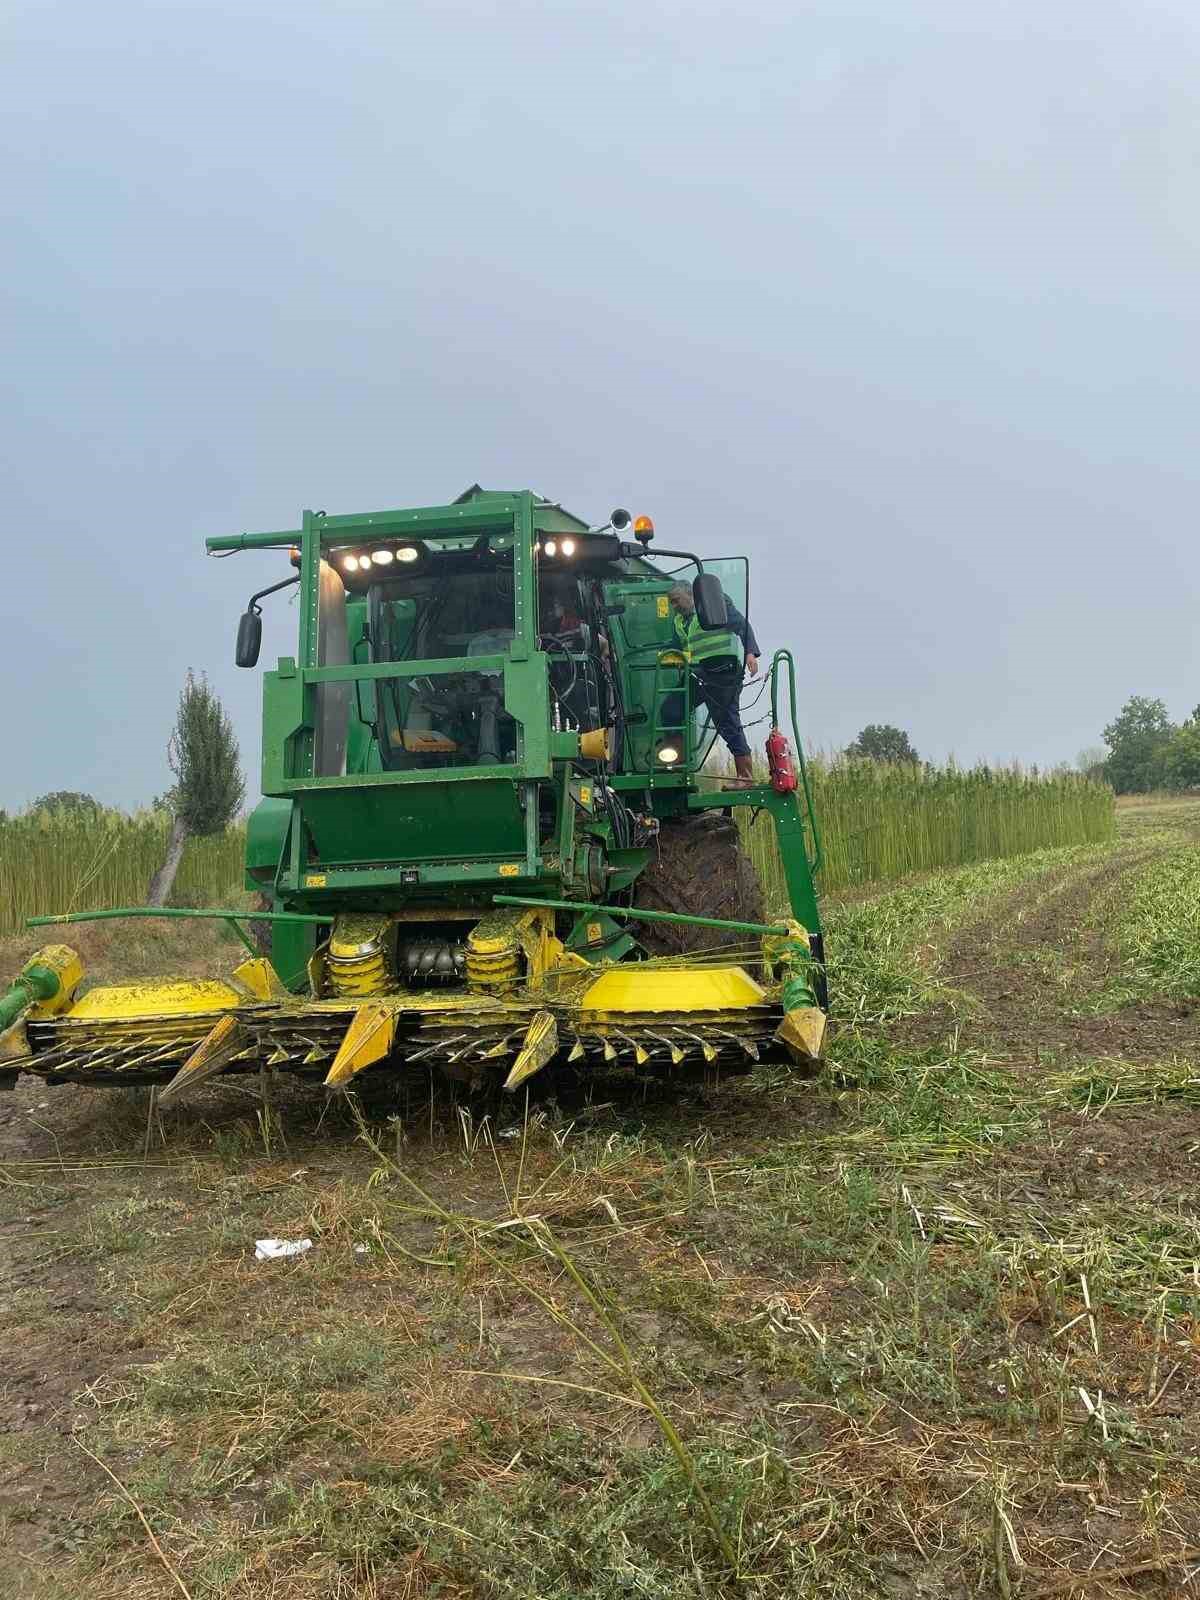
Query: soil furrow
901 844 1200 1061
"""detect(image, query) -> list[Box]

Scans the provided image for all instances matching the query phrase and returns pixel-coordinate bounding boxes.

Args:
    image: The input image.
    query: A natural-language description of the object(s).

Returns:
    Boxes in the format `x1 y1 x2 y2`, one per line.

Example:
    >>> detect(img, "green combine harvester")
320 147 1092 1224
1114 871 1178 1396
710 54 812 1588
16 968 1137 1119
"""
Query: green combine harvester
1 488 827 1102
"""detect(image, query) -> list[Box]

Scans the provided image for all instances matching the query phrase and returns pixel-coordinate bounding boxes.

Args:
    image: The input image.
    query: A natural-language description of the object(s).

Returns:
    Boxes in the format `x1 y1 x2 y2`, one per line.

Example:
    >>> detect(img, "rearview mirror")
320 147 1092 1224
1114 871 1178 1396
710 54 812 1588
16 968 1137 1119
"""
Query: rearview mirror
235 609 262 668
692 573 728 630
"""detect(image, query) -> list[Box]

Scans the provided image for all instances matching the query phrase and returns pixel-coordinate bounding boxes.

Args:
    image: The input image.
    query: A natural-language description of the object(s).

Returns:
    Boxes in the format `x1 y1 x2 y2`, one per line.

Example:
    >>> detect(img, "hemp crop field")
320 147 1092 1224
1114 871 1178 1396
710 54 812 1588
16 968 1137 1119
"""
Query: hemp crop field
741 761 1114 899
0 765 1111 940
0 810 246 940
2 799 1198 1598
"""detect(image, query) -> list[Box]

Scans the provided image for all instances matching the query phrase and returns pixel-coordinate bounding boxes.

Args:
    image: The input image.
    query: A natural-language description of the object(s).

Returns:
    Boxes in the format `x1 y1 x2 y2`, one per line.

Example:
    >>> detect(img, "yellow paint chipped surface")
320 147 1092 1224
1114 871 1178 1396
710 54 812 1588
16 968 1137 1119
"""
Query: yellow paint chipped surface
231 957 288 1000
776 1006 827 1063
504 1009 558 1090
66 978 246 1021
580 966 766 1014
158 1014 248 1105
325 1001 397 1086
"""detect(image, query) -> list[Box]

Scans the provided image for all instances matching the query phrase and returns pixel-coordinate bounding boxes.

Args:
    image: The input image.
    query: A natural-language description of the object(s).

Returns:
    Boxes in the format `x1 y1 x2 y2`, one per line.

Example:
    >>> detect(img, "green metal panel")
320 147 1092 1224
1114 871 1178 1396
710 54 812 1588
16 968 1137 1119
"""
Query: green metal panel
261 666 306 794
298 777 525 866
272 917 320 993
603 577 676 773
288 859 539 891
245 798 292 887
761 790 822 937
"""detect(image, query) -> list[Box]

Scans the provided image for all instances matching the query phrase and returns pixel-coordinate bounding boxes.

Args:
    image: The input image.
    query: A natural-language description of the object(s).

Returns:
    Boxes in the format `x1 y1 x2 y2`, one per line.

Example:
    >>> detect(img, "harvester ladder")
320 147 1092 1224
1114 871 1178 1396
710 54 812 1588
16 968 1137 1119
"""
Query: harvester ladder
648 649 692 780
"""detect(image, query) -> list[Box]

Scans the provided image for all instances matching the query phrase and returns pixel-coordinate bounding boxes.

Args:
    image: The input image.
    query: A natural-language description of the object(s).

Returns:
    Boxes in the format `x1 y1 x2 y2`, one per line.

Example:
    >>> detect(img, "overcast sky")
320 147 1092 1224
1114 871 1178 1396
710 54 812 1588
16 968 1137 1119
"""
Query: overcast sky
3 0 1198 808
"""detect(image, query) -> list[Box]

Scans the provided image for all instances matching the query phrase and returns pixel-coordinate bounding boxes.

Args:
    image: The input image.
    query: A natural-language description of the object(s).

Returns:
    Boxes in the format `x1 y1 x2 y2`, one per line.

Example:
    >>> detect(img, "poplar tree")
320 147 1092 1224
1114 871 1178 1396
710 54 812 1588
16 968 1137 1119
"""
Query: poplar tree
147 673 245 906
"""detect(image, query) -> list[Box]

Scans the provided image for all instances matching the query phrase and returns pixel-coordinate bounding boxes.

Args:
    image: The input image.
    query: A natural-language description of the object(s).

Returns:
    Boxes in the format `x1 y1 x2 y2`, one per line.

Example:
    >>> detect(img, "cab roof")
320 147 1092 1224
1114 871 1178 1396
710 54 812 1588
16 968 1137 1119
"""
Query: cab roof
452 484 590 536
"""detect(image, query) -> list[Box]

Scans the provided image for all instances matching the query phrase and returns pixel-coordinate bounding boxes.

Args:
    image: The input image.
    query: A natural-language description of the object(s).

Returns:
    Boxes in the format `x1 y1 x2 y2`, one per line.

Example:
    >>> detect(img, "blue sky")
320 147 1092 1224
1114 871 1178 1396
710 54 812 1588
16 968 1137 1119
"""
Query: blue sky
3 0 1198 805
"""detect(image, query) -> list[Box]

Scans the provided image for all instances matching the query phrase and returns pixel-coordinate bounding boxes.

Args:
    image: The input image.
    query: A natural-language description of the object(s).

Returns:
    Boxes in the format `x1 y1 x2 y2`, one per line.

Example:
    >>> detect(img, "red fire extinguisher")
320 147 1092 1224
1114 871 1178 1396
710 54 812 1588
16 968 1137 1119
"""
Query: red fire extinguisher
765 727 798 793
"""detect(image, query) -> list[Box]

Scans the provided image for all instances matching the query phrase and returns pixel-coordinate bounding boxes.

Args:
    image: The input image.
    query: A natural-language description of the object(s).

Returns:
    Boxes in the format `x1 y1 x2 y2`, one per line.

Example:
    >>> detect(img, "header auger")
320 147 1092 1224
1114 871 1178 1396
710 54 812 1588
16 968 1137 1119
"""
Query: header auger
1 488 827 1105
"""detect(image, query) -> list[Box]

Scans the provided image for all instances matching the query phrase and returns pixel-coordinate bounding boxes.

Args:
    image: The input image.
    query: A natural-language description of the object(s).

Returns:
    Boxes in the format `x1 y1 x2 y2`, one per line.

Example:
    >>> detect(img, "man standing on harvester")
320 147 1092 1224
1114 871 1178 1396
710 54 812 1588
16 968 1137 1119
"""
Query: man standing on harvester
668 582 760 785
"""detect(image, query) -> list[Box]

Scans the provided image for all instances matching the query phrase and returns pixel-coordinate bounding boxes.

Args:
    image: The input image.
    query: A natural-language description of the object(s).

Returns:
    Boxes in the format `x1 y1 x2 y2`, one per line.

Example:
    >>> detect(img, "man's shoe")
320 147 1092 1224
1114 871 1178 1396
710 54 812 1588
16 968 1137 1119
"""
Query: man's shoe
723 754 756 789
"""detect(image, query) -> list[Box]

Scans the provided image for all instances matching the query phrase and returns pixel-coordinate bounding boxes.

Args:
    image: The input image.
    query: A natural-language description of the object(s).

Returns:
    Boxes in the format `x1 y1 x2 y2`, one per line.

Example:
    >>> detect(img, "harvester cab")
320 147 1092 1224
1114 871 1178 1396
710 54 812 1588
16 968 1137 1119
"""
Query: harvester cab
2 487 828 1101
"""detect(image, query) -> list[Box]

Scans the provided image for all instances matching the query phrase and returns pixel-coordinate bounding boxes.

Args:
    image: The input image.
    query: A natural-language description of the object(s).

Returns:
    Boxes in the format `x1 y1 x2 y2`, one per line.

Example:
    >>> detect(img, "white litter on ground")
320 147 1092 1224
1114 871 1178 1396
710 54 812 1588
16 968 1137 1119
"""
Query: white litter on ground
254 1238 313 1261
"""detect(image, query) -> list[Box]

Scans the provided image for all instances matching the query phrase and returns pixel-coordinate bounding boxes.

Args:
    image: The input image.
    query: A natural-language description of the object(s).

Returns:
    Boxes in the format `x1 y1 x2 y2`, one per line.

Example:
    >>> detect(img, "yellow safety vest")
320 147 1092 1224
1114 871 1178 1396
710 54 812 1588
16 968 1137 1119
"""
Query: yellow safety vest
673 609 738 665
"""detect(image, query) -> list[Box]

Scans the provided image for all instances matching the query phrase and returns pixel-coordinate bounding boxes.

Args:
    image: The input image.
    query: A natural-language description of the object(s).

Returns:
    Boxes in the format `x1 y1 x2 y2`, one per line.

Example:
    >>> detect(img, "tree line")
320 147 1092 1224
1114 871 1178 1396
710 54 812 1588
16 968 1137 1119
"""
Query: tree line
1089 696 1200 794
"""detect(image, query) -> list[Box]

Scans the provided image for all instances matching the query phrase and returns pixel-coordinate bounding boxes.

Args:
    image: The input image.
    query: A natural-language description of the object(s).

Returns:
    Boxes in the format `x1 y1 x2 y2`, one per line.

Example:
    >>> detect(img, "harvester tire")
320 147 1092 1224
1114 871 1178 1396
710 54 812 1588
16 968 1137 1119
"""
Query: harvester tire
634 811 765 957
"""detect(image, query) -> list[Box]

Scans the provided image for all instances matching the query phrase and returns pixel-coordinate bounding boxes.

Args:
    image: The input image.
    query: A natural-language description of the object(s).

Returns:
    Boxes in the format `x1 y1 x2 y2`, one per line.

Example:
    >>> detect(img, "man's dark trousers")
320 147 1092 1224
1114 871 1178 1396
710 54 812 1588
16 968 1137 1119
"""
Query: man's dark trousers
663 660 749 758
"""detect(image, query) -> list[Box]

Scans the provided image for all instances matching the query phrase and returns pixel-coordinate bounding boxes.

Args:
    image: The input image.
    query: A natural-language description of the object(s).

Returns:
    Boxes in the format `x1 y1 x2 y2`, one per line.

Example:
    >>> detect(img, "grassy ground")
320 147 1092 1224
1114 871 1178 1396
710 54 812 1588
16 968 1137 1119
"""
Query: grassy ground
2 804 1199 1597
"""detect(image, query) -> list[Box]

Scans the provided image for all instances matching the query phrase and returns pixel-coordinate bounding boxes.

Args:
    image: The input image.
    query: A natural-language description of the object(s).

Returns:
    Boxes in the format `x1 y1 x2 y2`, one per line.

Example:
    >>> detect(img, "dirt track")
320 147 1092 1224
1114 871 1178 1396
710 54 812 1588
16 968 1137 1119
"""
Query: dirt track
900 842 1200 1063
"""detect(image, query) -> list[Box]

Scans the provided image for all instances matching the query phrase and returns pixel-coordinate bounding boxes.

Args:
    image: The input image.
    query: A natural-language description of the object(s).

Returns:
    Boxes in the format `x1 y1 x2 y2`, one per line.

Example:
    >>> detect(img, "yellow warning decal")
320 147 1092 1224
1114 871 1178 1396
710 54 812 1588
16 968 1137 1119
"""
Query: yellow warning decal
498 864 521 877
587 922 603 941
656 595 669 618
579 785 592 806
305 874 327 888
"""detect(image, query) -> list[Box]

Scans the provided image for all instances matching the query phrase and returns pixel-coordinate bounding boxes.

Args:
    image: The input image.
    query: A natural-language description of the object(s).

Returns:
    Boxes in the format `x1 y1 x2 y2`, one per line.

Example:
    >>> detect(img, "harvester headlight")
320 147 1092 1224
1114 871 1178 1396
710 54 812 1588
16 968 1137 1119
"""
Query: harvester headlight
544 539 558 557
656 744 681 765
371 548 394 566
342 554 360 573
560 537 576 557
395 545 419 563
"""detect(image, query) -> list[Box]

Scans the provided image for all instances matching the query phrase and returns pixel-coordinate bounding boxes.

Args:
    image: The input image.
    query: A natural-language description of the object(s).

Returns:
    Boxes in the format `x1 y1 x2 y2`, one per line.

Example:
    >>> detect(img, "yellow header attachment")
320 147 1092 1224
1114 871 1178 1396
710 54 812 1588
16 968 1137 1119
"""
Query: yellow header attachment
0 945 85 1062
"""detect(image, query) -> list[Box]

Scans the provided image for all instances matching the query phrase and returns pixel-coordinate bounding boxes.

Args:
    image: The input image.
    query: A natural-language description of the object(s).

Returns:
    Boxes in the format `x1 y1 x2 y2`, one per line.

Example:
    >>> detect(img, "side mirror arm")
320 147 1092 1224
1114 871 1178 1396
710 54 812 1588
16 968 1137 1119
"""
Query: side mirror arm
246 573 301 610
235 573 299 669
617 543 705 572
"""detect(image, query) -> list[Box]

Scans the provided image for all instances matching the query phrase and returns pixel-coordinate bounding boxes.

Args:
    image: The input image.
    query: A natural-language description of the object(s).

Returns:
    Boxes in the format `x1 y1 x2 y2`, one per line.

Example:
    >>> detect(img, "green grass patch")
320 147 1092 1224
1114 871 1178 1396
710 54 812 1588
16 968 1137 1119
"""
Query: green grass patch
1099 844 1200 1004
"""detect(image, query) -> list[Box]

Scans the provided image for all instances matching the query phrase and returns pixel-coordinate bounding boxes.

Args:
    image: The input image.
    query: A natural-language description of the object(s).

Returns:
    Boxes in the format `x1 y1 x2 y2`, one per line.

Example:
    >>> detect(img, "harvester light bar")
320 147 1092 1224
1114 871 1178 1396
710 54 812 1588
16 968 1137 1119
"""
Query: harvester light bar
342 554 360 572
544 539 558 557
560 537 576 556
370 548 394 565
656 744 681 765
395 545 419 563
